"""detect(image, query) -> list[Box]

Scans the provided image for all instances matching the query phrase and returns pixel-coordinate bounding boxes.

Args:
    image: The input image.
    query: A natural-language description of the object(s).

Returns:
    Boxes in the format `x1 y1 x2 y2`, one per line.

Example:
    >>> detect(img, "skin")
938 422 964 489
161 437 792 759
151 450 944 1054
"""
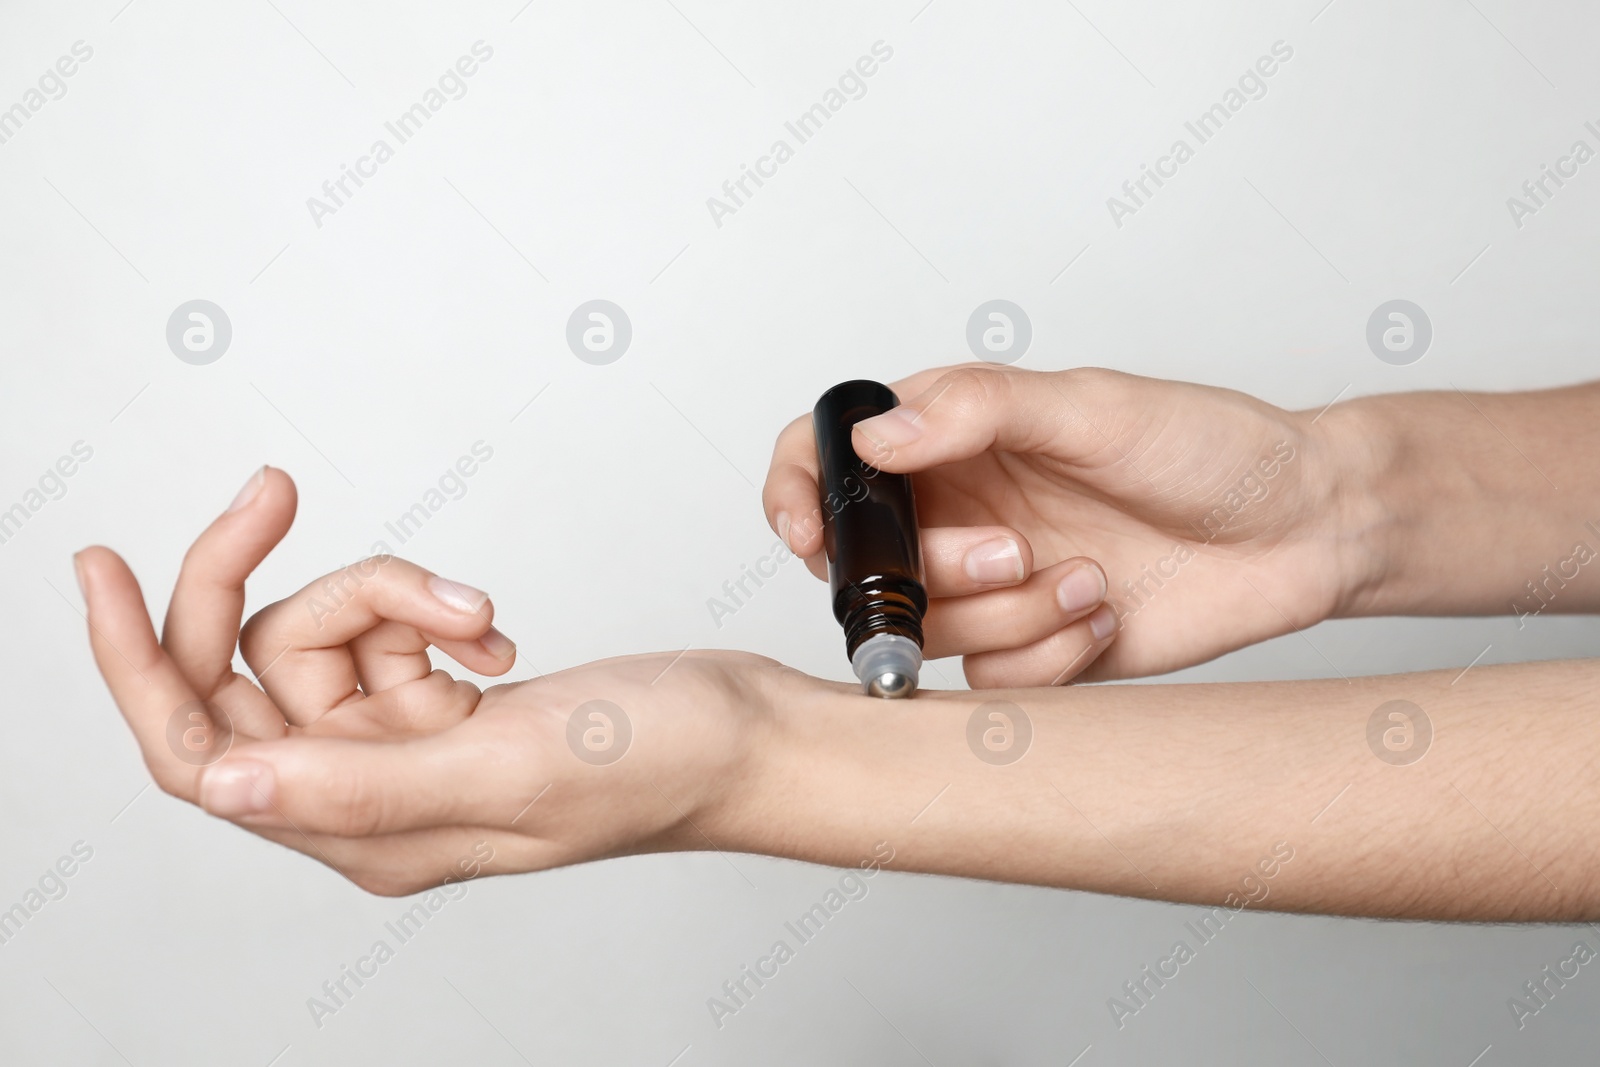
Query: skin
79 367 1600 919
764 365 1600 684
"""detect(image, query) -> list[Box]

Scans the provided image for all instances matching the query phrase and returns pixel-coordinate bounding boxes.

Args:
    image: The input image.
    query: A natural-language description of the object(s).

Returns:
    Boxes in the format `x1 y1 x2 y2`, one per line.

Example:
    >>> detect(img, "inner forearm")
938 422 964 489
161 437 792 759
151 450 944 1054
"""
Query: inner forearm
730 659 1600 921
1328 382 1600 617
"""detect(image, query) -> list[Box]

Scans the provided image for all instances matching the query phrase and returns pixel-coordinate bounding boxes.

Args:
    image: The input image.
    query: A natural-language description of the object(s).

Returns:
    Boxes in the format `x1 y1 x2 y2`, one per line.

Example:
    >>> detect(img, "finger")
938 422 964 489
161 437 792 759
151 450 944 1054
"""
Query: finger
804 552 827 582
160 467 298 739
194 731 518 836
850 364 1125 474
762 413 827 559
961 602 1119 688
304 670 485 738
78 547 259 800
348 620 517 695
239 558 504 724
920 526 1034 596
761 373 980 560
161 466 297 695
924 557 1106 659
796 525 1034 590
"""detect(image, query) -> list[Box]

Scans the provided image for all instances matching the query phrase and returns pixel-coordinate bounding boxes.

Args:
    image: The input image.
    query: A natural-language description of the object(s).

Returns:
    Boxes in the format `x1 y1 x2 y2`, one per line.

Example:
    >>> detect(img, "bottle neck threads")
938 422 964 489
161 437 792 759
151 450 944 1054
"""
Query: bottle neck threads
839 580 926 659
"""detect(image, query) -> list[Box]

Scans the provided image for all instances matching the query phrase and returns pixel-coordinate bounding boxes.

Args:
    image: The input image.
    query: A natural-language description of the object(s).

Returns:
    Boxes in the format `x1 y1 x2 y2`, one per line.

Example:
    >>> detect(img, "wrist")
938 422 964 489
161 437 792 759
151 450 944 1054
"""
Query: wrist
688 659 844 859
1312 384 1600 617
707 666 926 868
1301 396 1403 619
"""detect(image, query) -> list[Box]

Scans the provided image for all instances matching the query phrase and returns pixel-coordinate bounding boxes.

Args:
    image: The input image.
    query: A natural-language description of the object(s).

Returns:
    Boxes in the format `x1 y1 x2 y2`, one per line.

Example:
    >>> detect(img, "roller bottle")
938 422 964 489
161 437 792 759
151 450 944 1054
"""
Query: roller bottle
813 380 928 698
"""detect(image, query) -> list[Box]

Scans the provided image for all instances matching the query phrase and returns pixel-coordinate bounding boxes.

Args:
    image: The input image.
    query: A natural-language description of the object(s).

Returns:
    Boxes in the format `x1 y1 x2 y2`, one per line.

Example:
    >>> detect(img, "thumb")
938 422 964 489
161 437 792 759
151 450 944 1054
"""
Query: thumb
195 732 501 835
851 365 1110 473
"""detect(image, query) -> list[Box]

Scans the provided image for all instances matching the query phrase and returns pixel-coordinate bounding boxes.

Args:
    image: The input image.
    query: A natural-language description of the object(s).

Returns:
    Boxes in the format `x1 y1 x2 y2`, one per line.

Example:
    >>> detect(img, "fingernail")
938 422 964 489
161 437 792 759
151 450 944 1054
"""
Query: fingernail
72 552 89 601
854 408 922 450
479 625 516 660
200 760 274 818
226 466 267 513
428 575 488 614
1088 603 1119 641
1056 562 1107 615
776 511 793 553
964 537 1023 584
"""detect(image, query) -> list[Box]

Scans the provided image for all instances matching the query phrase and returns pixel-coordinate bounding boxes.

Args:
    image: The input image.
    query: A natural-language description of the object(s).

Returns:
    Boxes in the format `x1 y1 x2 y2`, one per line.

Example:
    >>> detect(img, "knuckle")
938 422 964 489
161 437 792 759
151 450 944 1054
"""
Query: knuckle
770 462 817 504
324 767 388 837
961 655 1000 690
935 366 998 411
316 556 405 606
308 566 373 617
768 418 815 471
775 412 814 451
1057 366 1132 404
176 540 205 578
997 612 1045 650
238 607 272 655
241 593 306 655
147 761 189 800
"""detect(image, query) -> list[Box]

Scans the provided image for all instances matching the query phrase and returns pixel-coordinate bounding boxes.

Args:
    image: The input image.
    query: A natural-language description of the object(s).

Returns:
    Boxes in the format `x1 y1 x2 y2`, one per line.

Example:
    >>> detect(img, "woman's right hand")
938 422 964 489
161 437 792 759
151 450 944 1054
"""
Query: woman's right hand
764 364 1379 685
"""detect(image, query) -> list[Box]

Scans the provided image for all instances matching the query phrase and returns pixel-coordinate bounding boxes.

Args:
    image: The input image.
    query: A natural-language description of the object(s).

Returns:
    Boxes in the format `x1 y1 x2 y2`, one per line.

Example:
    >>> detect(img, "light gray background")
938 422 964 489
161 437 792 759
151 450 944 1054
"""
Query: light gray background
3 0 1598 1063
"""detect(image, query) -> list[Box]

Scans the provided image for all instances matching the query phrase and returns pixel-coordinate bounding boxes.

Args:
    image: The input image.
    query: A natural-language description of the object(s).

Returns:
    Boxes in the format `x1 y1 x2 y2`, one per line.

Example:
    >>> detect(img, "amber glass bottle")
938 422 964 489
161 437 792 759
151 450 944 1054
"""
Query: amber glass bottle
813 380 927 698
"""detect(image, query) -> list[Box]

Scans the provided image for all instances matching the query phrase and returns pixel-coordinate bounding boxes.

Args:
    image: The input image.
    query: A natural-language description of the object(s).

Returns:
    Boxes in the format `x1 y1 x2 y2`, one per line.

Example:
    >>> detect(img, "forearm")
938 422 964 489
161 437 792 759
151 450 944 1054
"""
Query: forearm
724 659 1600 921
1325 382 1600 617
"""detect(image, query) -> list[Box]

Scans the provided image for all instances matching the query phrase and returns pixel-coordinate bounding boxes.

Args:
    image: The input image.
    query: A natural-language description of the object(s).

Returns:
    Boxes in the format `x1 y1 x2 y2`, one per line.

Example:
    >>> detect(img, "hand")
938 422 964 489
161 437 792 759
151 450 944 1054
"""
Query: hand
764 364 1371 684
78 467 785 895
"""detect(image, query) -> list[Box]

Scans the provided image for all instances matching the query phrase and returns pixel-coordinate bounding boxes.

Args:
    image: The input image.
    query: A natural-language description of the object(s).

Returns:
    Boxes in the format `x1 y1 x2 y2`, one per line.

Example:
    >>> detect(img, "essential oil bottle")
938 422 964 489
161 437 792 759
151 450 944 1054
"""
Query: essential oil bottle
813 380 928 698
